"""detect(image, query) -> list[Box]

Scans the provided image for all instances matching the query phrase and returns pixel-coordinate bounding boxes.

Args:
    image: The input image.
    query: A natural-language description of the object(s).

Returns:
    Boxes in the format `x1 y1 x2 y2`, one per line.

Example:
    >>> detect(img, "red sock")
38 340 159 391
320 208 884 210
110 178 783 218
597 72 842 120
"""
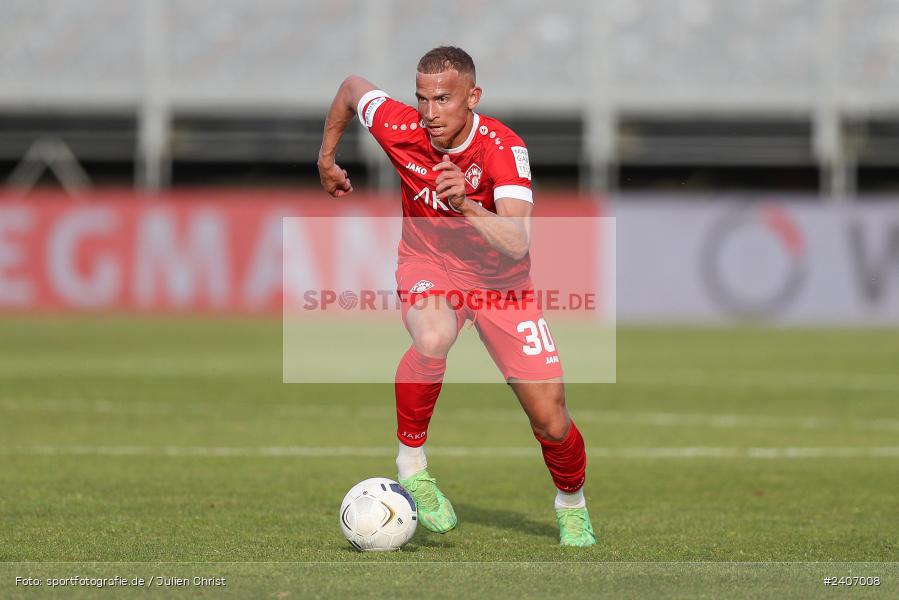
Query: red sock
395 346 446 447
535 421 587 493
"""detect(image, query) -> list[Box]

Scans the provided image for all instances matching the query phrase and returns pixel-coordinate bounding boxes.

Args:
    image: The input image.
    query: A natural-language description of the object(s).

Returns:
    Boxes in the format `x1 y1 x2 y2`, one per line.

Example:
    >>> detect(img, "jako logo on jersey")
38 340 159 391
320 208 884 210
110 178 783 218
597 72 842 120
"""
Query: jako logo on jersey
410 280 435 293
405 162 428 175
464 163 482 189
545 355 560 365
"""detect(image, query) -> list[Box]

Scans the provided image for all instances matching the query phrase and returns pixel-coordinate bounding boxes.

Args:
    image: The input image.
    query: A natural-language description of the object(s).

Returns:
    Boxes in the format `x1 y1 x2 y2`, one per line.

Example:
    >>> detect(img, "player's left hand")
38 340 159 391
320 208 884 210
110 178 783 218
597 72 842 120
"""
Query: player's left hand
433 154 467 211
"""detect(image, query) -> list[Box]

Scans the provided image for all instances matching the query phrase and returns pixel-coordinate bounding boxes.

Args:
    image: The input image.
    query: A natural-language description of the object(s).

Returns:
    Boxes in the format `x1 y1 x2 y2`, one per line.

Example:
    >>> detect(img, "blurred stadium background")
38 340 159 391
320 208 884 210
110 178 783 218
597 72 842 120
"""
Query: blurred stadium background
3 0 899 194
1 0 897 323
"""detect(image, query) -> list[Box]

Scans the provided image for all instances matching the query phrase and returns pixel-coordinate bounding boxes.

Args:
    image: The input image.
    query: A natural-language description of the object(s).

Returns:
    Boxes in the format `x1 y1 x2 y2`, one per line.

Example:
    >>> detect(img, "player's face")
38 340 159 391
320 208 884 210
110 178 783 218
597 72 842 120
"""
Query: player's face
415 70 481 150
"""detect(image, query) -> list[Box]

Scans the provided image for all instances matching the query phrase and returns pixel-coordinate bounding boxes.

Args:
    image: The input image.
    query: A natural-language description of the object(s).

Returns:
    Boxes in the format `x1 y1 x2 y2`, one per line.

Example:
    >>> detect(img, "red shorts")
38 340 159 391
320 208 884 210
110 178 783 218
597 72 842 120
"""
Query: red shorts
396 260 563 381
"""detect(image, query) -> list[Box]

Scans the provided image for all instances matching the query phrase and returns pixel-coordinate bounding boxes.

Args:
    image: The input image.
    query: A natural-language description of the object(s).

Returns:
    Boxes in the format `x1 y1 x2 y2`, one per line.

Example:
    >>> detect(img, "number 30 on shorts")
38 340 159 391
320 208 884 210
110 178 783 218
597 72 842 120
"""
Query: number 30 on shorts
517 318 556 356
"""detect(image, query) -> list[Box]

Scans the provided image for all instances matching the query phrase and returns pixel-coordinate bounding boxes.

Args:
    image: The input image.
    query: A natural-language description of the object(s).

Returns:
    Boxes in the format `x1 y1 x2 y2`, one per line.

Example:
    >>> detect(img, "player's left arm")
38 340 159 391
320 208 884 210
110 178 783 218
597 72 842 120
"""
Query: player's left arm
433 154 532 260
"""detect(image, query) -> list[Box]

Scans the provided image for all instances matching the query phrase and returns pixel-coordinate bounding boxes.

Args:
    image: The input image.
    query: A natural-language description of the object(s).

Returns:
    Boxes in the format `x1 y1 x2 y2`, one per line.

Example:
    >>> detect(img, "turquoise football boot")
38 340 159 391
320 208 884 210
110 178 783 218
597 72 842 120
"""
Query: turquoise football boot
556 507 596 547
399 469 457 534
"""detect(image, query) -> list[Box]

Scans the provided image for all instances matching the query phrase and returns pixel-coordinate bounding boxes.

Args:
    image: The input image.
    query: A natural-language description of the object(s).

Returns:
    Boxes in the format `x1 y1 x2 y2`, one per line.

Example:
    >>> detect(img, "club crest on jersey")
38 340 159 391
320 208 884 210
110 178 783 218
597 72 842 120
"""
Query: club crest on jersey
464 163 482 190
410 280 435 293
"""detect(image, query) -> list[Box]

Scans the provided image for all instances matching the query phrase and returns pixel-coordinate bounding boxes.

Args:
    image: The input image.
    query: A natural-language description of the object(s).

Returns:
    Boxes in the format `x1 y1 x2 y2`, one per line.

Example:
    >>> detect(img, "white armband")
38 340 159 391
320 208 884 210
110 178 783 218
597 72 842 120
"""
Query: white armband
494 185 533 203
357 90 390 128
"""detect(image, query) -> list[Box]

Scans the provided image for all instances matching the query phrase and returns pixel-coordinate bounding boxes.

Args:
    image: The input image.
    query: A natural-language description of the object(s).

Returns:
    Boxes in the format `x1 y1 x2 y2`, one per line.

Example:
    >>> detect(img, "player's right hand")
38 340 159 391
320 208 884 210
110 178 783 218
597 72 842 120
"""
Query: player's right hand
318 160 354 198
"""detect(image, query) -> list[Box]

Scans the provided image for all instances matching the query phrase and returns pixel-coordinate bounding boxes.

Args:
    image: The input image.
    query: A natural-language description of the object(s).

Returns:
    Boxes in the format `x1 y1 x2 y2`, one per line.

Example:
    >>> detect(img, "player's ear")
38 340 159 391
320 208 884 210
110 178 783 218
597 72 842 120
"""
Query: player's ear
467 85 482 111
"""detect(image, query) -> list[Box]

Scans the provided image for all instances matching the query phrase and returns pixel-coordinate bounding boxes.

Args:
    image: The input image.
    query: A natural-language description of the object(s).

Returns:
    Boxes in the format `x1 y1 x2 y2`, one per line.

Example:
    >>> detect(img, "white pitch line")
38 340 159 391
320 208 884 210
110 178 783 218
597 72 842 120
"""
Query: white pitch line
424 408 899 433
0 357 277 377
575 410 899 433
1 446 898 459
0 398 177 417
2 356 899 393
625 369 899 393
4 398 899 433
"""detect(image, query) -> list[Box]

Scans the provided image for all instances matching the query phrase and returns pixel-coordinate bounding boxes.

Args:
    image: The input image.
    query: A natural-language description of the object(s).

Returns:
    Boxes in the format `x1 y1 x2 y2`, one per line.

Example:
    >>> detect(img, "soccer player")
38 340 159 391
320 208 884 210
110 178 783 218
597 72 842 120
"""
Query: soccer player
317 47 595 546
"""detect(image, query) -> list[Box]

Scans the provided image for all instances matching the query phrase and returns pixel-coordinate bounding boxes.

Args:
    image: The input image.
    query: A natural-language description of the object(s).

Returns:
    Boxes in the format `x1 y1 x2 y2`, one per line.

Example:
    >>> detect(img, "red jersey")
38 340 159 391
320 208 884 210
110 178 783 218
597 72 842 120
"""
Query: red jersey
357 89 534 289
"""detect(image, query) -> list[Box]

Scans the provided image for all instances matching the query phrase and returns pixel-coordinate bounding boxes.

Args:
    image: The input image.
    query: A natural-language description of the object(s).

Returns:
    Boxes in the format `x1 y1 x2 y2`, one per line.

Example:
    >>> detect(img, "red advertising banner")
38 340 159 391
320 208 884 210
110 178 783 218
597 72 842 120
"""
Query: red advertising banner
0 189 602 314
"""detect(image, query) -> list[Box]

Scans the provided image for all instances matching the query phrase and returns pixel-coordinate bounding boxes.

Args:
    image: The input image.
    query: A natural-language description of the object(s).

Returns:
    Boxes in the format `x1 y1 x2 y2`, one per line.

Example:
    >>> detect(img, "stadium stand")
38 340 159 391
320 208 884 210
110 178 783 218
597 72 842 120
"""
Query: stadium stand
1 0 898 193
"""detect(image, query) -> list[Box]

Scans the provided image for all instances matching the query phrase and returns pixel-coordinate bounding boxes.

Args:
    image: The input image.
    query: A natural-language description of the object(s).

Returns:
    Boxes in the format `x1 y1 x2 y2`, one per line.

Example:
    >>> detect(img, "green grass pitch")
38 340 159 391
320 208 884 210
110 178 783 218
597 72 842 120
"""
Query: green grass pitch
1 317 897 598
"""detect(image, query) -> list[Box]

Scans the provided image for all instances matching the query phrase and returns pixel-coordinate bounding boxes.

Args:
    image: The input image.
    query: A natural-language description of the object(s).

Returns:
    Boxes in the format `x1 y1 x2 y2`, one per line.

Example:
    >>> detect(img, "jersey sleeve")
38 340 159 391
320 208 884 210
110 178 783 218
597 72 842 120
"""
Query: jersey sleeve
357 89 421 146
487 136 533 204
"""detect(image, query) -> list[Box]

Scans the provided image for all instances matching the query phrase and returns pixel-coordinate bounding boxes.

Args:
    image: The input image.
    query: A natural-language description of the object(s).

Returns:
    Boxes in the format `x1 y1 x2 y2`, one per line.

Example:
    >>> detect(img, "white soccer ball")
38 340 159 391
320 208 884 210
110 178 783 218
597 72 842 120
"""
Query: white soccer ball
339 477 417 551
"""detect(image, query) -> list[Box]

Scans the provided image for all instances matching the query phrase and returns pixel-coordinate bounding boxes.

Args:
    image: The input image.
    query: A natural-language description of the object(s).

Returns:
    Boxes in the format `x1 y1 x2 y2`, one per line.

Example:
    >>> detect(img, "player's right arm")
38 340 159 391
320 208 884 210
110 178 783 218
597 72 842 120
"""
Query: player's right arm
317 75 377 197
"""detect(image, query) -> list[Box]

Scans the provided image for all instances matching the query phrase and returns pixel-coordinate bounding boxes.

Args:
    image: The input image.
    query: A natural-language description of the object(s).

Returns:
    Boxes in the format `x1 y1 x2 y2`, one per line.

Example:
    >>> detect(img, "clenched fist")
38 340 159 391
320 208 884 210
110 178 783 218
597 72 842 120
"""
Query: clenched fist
433 154 467 211
318 159 354 198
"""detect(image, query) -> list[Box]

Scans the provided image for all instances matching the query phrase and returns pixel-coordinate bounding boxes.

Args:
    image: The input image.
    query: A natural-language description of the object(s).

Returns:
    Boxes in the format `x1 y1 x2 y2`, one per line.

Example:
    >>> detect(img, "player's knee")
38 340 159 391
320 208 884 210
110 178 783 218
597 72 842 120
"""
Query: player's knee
538 388 569 440
413 329 455 357
532 417 569 442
